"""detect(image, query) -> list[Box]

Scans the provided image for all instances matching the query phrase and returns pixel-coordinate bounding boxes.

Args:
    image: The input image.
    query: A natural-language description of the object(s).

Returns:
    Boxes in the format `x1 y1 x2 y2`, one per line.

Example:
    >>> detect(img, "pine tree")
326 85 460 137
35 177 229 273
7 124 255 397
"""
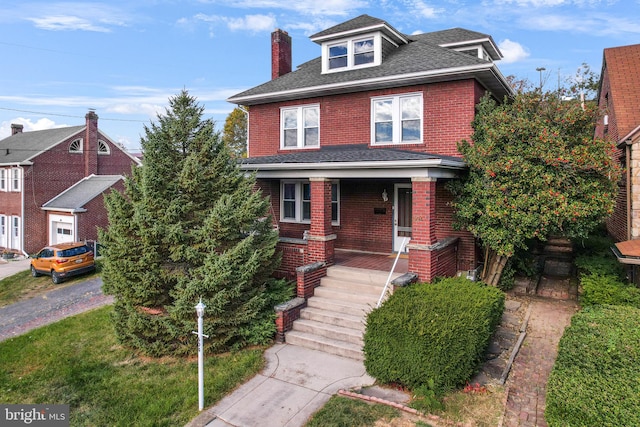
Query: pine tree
100 90 291 356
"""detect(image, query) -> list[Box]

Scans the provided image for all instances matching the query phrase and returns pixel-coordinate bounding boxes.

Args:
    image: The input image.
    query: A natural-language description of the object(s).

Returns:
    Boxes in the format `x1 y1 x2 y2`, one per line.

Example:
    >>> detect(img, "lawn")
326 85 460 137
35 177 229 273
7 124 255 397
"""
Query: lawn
0 260 103 307
0 305 264 426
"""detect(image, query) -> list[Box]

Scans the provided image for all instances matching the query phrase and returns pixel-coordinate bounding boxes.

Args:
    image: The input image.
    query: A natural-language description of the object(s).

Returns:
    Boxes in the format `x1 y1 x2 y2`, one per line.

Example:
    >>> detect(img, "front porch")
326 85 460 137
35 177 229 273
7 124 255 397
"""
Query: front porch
334 249 408 273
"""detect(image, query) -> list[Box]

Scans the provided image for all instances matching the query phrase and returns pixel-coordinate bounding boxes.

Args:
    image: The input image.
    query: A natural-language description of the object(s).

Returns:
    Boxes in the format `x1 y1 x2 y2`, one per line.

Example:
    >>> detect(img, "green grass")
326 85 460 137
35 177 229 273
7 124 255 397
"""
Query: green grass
305 396 399 427
0 305 265 426
0 260 103 307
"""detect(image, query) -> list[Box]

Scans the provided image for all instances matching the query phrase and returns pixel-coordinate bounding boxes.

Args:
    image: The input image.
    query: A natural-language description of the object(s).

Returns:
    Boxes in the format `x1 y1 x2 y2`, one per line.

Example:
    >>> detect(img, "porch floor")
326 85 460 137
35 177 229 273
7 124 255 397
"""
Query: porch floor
333 249 408 274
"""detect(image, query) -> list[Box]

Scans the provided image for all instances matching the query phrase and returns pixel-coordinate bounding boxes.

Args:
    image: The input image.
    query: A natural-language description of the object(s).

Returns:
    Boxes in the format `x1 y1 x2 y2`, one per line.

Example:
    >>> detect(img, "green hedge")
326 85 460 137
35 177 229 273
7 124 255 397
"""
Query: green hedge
363 277 504 395
546 305 640 426
580 273 640 308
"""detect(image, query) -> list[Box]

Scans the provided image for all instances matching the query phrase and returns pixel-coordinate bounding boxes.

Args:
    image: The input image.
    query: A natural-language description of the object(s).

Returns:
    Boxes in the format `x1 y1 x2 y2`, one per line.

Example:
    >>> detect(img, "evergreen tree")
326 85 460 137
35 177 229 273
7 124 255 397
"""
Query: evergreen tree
100 90 291 356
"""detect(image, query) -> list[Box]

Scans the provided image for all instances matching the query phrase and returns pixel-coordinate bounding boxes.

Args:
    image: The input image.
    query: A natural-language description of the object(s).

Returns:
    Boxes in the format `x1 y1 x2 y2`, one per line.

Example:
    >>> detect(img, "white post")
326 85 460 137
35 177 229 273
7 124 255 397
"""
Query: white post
194 300 208 411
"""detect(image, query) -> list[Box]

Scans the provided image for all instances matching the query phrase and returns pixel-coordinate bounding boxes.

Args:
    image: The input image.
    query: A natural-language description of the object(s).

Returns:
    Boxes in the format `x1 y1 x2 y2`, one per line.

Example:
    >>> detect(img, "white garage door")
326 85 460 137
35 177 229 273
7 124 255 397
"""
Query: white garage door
54 222 74 244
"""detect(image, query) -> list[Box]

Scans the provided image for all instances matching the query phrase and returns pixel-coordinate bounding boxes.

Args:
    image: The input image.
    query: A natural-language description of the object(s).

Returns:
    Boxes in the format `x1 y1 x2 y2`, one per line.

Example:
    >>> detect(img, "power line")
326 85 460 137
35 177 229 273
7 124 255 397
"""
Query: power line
0 107 147 123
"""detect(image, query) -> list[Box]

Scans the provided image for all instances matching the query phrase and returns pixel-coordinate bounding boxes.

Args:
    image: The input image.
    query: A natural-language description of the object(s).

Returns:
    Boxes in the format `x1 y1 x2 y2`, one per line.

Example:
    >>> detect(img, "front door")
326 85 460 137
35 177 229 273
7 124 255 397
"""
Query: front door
394 184 412 252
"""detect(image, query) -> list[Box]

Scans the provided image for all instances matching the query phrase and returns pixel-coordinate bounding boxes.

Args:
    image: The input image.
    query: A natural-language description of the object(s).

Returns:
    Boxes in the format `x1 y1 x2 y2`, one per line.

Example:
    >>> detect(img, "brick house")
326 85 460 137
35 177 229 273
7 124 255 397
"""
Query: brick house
0 110 140 255
595 43 640 280
228 15 512 283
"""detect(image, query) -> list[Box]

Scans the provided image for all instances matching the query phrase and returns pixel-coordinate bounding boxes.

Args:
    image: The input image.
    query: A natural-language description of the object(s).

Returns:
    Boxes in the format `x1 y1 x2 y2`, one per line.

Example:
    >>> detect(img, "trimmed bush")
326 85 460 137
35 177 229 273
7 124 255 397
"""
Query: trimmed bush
546 305 640 426
580 273 640 308
363 277 504 395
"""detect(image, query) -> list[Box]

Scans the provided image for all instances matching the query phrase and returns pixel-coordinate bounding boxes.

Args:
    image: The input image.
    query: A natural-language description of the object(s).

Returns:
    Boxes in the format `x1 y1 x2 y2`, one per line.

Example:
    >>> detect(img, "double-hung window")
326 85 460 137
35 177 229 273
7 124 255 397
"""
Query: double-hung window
281 105 319 149
0 169 6 191
281 181 339 224
372 93 423 145
11 168 21 192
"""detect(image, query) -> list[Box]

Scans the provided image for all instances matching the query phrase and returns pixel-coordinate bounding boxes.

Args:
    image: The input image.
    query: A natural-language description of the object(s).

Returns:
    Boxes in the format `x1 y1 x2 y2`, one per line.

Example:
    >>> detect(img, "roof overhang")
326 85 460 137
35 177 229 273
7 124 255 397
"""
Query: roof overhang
439 38 503 61
0 161 33 167
228 63 513 106
616 124 640 148
41 207 87 213
612 240 640 265
310 22 408 46
240 158 466 179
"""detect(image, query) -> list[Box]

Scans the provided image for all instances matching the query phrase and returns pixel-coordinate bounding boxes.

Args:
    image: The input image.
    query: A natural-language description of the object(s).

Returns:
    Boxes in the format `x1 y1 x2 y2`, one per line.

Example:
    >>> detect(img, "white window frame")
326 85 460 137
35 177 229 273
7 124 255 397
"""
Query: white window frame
371 92 423 145
0 215 6 248
11 168 21 192
10 216 20 250
98 139 111 155
280 180 340 225
322 33 381 74
0 169 6 192
280 104 320 149
69 138 83 153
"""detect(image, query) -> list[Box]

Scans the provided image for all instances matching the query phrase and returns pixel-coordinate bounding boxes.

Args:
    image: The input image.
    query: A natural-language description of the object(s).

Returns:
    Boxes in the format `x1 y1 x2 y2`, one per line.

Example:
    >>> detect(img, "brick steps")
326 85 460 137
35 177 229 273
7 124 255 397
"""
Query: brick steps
285 265 401 360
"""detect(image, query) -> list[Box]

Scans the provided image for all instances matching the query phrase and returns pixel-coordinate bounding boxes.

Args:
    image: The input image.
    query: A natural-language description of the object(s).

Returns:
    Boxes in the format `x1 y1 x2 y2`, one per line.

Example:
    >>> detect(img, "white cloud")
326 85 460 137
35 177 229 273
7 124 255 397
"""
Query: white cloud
0 117 66 139
199 0 366 16
20 3 130 32
27 15 111 32
410 0 441 18
498 39 530 63
226 14 277 32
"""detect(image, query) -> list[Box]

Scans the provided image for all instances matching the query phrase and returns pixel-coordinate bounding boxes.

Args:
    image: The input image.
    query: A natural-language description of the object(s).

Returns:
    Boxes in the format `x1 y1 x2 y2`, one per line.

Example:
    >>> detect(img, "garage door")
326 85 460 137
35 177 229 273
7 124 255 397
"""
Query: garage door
54 222 74 244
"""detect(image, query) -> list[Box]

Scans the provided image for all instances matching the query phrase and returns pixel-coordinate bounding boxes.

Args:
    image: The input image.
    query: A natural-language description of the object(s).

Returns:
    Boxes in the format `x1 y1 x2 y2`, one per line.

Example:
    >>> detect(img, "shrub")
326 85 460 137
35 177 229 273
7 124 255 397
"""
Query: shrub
580 273 640 308
546 305 640 426
363 277 504 395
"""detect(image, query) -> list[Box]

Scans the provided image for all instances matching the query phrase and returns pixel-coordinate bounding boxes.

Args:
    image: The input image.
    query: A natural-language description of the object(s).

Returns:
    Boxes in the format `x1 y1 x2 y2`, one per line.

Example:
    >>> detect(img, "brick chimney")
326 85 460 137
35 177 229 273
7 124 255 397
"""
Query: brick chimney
271 29 292 80
84 110 98 176
11 124 23 135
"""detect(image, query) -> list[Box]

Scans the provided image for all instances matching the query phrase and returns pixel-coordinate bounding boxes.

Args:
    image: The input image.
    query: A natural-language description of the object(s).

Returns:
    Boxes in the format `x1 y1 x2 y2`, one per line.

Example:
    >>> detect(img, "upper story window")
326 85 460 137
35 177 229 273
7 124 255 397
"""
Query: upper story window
455 46 491 62
322 34 380 73
11 168 21 192
372 93 423 145
69 138 83 153
98 139 110 155
281 105 319 149
0 169 6 192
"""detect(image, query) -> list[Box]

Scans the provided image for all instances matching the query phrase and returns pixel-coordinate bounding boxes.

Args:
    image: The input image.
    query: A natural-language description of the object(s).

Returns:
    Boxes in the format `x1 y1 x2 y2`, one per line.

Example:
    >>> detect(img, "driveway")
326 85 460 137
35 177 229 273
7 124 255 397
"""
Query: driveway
0 277 113 342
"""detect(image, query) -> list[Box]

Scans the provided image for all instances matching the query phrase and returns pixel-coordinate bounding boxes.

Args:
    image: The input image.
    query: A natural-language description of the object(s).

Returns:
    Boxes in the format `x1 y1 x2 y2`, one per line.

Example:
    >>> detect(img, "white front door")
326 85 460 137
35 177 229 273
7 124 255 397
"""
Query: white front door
10 216 20 250
393 184 412 252
0 216 7 248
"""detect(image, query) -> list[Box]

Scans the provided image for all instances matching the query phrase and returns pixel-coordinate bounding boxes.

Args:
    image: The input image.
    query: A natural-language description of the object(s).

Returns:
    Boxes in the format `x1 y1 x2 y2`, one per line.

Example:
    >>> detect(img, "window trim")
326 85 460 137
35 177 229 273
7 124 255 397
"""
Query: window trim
10 168 21 192
69 138 83 153
0 169 6 192
280 104 320 150
98 139 111 155
280 180 340 225
371 92 423 145
322 33 381 74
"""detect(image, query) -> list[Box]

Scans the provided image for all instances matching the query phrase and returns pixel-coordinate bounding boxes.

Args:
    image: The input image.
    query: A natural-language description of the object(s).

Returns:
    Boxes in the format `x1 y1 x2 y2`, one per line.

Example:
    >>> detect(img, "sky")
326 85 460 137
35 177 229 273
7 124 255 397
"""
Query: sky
0 0 638 153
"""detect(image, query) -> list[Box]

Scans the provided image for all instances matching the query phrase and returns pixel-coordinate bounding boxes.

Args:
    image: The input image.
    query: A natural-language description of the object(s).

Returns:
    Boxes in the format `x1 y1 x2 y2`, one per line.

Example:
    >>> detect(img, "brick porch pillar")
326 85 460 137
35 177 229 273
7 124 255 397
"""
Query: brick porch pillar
307 177 336 265
407 177 438 282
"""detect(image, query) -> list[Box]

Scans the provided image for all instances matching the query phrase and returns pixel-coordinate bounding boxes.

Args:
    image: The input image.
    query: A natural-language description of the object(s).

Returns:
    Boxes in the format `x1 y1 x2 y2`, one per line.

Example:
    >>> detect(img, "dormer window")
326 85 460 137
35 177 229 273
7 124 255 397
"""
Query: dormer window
454 45 491 62
322 34 380 73
69 139 83 153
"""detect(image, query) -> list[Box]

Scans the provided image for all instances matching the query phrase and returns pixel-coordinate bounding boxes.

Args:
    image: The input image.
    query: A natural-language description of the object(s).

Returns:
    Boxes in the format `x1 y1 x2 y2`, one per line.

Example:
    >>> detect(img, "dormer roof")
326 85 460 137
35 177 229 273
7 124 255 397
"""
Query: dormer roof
310 14 408 46
412 28 503 61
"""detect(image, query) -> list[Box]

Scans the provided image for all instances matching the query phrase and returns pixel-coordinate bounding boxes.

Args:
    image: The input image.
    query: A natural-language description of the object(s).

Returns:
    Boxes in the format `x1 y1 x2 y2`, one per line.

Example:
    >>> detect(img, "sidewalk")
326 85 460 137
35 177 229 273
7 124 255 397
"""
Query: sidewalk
187 344 375 427
0 257 31 280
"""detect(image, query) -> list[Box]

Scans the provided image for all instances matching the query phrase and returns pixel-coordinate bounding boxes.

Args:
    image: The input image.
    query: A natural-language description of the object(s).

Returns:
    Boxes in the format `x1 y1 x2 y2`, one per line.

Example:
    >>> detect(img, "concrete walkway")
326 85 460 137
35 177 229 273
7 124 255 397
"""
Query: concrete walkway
188 344 375 427
0 257 31 280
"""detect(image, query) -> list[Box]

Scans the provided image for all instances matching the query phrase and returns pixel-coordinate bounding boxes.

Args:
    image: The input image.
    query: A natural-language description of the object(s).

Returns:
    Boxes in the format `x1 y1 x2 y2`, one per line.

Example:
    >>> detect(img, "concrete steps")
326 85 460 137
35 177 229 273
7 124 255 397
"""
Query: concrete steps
285 265 400 361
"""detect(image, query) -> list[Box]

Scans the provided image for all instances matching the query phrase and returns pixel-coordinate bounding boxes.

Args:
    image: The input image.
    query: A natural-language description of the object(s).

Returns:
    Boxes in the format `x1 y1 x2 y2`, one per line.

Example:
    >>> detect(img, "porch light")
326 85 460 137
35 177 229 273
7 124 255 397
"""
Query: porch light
382 189 388 202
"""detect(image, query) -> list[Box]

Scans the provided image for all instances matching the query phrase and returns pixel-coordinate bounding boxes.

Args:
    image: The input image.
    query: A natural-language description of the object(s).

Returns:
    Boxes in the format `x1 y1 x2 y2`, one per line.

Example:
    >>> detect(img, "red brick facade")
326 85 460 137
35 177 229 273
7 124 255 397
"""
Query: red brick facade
0 113 138 254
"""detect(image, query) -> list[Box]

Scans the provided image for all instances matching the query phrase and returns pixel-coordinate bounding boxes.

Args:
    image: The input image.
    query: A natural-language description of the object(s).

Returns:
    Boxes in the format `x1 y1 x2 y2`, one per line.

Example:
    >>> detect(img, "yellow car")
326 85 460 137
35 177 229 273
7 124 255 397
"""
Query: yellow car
30 242 96 284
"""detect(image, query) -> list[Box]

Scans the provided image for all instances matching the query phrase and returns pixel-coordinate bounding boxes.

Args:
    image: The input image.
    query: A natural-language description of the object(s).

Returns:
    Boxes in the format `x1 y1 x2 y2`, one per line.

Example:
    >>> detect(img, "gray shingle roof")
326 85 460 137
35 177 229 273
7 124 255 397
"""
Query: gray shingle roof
0 126 84 165
42 174 123 211
240 144 462 165
228 15 511 105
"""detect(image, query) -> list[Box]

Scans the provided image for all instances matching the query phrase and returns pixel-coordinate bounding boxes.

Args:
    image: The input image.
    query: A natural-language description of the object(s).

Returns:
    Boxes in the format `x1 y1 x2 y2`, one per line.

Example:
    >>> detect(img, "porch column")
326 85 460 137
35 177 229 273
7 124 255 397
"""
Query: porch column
407 177 438 281
307 177 336 265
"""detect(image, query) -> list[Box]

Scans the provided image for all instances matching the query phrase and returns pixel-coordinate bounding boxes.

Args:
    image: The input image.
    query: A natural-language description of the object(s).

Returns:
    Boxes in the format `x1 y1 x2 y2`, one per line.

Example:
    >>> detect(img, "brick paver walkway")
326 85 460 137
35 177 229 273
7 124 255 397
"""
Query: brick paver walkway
502 278 578 426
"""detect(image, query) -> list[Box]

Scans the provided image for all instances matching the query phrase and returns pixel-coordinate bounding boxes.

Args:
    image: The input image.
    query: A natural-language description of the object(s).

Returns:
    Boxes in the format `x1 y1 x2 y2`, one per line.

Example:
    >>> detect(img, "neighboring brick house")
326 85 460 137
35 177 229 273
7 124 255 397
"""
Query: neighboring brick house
595 43 640 280
0 111 140 255
228 15 512 282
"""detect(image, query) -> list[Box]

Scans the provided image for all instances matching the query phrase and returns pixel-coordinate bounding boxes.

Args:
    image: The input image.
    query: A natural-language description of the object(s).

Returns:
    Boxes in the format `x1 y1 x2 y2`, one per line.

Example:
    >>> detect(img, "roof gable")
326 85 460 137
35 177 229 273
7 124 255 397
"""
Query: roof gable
603 43 640 138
